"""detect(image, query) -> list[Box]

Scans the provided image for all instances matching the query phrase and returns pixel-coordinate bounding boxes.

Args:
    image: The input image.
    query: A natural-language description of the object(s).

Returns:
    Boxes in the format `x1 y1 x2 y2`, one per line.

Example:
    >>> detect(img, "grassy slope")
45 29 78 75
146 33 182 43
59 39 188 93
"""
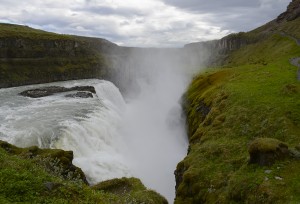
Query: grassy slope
0 142 167 204
0 23 70 39
176 21 300 203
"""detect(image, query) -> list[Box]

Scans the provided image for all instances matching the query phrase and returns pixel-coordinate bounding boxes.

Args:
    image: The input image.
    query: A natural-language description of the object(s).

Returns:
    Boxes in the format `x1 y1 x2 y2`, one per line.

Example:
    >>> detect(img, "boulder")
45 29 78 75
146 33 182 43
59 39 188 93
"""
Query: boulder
248 138 289 166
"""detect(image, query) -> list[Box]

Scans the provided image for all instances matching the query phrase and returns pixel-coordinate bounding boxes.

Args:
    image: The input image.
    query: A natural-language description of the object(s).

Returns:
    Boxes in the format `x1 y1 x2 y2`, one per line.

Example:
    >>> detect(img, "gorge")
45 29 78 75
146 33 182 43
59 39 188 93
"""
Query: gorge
0 0 300 203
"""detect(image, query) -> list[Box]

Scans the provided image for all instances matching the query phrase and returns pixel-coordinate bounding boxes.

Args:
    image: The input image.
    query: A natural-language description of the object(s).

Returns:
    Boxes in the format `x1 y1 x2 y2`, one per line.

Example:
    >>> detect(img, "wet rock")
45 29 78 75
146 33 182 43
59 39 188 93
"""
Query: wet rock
65 91 93 98
248 138 289 166
19 86 96 98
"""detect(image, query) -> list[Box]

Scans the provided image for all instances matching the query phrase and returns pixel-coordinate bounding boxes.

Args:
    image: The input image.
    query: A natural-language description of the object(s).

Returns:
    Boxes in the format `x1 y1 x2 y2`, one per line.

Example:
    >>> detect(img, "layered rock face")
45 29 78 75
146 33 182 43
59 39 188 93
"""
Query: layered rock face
183 32 258 67
0 24 118 88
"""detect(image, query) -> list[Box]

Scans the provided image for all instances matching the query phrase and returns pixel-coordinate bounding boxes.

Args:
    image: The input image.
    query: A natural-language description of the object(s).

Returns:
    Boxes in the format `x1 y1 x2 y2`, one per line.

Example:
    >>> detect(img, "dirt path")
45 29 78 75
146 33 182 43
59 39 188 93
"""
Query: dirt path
281 32 300 80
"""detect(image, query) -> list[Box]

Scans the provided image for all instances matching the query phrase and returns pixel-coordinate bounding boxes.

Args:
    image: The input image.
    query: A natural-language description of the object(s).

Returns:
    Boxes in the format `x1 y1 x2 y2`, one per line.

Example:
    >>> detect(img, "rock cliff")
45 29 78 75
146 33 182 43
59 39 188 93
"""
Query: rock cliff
0 24 118 88
277 0 300 22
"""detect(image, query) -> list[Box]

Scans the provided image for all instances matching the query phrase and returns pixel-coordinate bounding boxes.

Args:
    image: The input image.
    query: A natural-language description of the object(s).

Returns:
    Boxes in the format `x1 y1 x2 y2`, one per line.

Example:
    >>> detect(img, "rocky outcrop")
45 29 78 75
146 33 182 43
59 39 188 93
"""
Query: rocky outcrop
248 138 289 166
93 177 168 204
0 139 168 203
277 0 300 23
0 140 88 184
174 161 187 191
183 32 260 67
19 86 96 98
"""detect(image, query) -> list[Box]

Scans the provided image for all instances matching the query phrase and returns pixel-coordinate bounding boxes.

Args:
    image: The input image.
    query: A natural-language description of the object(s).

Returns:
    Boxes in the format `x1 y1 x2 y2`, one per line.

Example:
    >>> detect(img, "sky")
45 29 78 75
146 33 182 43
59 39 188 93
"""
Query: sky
0 0 291 47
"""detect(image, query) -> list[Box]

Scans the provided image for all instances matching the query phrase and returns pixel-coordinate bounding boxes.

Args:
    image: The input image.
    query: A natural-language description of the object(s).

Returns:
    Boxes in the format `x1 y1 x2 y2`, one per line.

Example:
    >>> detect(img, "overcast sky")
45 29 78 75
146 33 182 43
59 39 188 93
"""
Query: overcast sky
0 0 290 47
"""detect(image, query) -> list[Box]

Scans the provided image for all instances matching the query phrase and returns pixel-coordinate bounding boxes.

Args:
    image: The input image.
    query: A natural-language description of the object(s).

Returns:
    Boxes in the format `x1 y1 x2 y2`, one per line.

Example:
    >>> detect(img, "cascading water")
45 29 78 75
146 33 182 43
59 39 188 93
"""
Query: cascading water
0 47 192 203
0 80 132 182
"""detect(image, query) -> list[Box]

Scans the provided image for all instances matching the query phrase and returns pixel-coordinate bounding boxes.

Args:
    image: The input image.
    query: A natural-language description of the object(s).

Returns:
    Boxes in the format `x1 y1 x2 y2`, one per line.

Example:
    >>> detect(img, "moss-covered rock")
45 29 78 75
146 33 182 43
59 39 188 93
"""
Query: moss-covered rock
0 140 88 184
248 138 289 166
0 140 168 203
93 177 168 204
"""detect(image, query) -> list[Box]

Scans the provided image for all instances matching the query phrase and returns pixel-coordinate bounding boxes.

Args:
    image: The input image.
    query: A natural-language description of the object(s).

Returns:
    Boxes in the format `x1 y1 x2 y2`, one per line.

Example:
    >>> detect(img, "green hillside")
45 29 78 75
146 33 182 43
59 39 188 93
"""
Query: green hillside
176 2 300 203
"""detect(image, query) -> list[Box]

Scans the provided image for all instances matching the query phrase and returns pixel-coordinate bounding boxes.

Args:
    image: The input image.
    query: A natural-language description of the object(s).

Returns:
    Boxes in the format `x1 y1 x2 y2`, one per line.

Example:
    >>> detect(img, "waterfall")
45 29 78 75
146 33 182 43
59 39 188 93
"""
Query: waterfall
0 75 188 202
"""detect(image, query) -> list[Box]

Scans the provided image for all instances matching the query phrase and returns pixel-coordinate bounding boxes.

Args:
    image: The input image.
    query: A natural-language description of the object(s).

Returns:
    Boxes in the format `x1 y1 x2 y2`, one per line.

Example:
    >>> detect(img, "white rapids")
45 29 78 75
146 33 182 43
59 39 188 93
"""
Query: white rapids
0 78 188 202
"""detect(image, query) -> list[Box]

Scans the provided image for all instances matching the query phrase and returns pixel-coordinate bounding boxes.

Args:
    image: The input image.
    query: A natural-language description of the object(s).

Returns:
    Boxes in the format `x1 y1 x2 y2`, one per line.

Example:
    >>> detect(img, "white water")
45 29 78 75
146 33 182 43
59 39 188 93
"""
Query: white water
0 80 132 181
0 76 188 202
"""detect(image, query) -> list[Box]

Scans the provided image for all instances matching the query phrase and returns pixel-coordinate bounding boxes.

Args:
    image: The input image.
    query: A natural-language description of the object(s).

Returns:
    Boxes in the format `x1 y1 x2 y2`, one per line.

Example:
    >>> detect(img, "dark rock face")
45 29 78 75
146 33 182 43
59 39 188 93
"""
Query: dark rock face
174 161 187 191
19 86 96 98
196 100 211 120
248 138 289 166
277 0 300 23
65 91 93 98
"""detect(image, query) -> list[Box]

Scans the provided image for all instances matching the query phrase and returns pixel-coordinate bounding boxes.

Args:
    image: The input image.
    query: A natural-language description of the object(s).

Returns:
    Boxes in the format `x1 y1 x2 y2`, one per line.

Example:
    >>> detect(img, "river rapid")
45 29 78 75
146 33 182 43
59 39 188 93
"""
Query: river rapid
0 78 188 202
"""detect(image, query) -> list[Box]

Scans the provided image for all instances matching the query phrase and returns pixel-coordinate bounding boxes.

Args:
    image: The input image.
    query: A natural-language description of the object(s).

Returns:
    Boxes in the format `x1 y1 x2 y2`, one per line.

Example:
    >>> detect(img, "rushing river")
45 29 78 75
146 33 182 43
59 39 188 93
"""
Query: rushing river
0 78 188 202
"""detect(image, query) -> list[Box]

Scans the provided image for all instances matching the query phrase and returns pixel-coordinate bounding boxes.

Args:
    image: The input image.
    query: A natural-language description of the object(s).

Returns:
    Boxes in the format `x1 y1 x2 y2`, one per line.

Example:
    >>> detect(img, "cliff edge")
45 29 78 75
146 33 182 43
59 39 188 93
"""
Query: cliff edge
175 1 300 203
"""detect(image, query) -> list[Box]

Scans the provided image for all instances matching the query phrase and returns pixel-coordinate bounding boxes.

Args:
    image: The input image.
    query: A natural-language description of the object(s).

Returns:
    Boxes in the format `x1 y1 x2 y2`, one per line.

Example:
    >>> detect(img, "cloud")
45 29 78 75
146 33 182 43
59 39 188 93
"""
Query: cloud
0 0 290 47
161 0 261 12
161 0 290 31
